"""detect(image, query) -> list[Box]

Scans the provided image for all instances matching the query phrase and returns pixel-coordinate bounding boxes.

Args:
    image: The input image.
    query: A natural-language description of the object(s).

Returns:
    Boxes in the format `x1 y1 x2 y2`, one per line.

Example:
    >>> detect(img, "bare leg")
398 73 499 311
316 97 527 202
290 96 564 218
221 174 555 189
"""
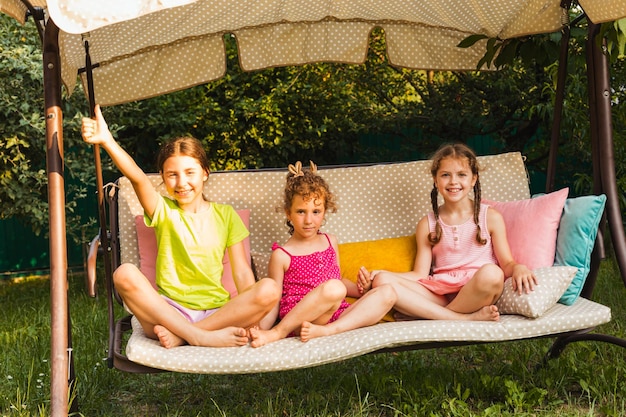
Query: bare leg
191 278 280 331
155 277 281 348
250 280 346 348
372 268 501 321
114 263 254 348
446 264 504 314
300 284 397 341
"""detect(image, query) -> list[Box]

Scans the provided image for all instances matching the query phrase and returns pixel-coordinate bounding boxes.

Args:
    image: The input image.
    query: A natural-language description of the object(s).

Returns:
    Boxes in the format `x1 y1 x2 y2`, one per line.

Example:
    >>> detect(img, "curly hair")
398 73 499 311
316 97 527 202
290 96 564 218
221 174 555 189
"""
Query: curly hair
428 143 486 246
281 161 337 235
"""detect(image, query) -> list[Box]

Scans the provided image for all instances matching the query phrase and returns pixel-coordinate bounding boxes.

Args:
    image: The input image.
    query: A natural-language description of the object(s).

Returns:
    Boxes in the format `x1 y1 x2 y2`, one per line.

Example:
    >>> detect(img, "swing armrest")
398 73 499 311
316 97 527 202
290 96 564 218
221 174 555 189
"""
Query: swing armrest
85 234 100 297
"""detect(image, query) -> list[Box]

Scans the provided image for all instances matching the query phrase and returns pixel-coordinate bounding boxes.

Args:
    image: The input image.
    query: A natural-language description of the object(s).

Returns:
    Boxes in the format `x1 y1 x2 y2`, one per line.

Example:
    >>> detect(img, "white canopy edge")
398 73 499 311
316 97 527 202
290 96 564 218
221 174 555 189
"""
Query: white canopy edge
41 0 625 35
56 0 568 105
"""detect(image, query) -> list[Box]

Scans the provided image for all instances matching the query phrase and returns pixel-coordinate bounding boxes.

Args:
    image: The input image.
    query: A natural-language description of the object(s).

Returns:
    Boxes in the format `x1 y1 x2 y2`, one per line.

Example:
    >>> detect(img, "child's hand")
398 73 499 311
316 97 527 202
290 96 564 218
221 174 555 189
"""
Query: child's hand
81 104 114 145
357 266 373 294
511 264 537 295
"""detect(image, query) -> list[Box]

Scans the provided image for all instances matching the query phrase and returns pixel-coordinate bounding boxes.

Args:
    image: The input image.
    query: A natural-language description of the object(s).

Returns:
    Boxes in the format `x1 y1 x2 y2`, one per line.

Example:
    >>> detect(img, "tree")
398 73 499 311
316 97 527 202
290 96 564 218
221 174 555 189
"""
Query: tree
460 15 626 197
0 14 96 244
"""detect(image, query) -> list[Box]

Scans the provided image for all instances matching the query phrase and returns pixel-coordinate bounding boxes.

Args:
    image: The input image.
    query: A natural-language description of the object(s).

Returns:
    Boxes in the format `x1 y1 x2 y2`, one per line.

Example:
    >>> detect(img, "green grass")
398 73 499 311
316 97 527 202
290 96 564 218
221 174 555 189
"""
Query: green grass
1 257 625 416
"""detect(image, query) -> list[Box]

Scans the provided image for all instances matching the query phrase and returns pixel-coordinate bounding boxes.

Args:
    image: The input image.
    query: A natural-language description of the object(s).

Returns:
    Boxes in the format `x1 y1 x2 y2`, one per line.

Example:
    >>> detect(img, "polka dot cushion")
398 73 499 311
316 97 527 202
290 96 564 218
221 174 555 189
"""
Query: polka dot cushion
112 152 612 373
126 298 611 374
496 266 578 318
118 152 530 267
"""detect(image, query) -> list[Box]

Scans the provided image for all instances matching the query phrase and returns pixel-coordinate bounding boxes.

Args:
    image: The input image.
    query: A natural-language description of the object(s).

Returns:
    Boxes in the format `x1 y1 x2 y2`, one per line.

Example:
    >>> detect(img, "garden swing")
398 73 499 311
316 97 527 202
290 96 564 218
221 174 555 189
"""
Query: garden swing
1 1 626 416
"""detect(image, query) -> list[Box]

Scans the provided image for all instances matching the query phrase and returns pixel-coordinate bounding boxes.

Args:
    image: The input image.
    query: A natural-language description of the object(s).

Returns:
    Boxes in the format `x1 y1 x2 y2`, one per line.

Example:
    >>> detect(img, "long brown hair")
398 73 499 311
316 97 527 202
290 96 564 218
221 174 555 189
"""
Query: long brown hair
157 137 210 176
428 143 485 246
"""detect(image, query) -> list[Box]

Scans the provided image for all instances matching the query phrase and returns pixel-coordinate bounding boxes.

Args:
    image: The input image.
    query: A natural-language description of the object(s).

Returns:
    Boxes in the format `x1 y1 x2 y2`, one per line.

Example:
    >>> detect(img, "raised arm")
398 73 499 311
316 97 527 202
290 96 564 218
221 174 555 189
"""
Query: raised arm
82 105 159 218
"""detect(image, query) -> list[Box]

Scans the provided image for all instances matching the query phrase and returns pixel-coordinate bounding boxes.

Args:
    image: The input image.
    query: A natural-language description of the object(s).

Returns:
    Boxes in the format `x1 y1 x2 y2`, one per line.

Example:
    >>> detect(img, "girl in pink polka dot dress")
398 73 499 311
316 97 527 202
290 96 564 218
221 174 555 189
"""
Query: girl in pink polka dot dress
250 161 397 347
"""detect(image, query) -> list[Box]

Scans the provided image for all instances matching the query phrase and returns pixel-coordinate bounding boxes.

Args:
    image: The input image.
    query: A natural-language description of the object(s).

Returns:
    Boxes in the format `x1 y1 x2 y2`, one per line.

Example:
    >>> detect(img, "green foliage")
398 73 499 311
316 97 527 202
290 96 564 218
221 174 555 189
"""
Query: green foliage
602 19 626 61
104 30 430 171
2 11 626 248
0 14 96 244
459 14 626 198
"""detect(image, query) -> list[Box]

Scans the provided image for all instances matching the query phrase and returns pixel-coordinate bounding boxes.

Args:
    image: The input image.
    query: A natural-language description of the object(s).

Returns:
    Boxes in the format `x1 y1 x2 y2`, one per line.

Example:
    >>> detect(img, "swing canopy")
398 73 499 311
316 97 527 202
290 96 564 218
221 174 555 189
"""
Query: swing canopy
0 0 623 106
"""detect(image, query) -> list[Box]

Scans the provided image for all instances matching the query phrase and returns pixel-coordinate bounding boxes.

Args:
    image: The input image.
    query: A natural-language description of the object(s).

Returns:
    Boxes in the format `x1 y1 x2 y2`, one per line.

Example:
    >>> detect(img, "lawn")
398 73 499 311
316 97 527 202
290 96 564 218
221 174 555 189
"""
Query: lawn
1 256 625 416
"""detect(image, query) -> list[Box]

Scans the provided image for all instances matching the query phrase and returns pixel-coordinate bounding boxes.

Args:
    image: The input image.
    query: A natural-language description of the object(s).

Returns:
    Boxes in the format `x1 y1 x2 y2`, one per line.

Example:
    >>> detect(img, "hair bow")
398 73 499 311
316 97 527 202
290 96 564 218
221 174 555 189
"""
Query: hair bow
288 161 304 177
288 160 318 177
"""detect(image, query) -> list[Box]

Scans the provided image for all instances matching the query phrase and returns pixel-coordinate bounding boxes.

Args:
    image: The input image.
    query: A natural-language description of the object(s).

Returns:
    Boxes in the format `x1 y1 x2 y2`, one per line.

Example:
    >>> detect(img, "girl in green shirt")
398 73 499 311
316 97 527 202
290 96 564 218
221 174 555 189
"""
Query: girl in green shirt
82 105 280 348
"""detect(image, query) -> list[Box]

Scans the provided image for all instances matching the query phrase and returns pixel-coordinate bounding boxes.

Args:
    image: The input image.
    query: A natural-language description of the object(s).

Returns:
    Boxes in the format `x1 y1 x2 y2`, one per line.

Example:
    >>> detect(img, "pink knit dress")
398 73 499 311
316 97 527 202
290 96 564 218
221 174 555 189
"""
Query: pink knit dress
273 233 350 322
418 203 499 295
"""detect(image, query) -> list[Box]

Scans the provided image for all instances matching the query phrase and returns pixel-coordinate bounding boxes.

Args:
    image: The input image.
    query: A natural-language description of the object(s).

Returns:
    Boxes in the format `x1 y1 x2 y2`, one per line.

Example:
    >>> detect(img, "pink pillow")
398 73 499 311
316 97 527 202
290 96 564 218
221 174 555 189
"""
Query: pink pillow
482 188 568 270
134 209 250 298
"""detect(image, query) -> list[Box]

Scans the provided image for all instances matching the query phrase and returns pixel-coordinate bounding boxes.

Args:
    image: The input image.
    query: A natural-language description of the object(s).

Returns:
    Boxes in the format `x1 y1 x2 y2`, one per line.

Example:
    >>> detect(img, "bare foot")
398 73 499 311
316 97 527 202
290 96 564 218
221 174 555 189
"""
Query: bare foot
468 305 500 321
194 327 249 347
300 321 332 342
249 327 283 348
154 325 249 348
154 325 186 349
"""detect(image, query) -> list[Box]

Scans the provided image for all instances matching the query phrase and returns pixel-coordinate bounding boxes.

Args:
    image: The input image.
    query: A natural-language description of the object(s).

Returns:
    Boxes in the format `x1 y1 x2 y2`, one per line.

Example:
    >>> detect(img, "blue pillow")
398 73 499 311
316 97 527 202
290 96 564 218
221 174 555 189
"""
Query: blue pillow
555 194 606 305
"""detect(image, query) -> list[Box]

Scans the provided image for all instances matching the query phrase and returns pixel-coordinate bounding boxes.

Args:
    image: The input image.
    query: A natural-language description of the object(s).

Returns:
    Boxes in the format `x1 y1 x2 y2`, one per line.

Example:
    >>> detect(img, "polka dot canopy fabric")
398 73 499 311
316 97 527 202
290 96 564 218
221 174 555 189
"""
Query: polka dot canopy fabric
0 0 618 106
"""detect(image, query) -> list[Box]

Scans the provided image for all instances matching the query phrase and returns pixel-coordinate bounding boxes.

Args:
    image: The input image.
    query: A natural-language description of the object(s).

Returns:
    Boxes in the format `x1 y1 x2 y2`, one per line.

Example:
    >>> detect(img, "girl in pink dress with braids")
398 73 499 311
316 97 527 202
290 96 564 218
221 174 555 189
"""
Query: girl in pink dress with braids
250 161 397 347
362 143 537 321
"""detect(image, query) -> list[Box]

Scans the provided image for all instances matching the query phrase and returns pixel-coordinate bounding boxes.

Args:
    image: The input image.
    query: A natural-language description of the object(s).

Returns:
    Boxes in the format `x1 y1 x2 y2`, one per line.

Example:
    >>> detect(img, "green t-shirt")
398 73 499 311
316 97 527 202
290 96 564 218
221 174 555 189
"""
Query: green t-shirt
146 196 249 310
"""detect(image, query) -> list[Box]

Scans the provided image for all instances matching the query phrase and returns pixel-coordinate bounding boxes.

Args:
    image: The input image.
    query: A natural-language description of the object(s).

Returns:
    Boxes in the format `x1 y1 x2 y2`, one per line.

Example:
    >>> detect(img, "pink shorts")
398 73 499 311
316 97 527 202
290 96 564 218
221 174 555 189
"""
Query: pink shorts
162 295 218 323
417 269 476 295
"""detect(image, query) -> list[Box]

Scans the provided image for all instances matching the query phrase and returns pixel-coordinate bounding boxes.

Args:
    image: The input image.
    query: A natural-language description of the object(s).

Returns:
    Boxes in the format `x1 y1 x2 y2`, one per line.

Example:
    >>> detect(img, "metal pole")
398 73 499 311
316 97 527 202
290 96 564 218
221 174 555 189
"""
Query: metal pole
589 23 626 287
546 2 572 193
43 20 70 417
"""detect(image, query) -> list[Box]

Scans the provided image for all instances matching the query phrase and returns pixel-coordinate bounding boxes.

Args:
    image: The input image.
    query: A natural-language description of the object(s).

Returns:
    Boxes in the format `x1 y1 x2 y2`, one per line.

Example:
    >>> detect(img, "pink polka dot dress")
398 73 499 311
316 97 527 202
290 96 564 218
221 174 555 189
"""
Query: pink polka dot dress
273 233 350 323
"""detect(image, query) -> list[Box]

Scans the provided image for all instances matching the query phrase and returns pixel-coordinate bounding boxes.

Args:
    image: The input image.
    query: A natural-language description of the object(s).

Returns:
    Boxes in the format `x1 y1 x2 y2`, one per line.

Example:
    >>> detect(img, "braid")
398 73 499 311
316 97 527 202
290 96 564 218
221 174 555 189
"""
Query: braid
429 185 442 244
473 179 487 245
429 142 485 247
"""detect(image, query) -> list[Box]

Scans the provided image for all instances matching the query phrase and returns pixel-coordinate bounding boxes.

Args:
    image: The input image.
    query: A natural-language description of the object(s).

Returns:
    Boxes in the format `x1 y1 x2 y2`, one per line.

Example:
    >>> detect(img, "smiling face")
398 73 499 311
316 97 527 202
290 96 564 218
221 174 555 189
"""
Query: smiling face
434 156 477 204
286 193 326 239
161 154 209 212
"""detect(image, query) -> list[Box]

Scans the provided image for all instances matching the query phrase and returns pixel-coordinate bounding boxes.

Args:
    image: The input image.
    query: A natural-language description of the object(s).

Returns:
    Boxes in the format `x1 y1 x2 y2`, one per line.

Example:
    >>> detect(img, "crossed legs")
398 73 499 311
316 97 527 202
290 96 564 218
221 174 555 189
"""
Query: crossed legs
299 284 397 341
371 264 503 321
249 279 347 347
114 263 280 348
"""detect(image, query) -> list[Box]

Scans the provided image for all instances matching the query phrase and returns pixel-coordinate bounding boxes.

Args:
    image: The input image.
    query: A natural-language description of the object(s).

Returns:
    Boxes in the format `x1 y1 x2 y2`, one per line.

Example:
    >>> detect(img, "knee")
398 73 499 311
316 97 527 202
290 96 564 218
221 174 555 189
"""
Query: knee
319 280 347 301
113 263 141 293
476 264 504 294
372 271 393 288
254 278 281 306
372 284 397 305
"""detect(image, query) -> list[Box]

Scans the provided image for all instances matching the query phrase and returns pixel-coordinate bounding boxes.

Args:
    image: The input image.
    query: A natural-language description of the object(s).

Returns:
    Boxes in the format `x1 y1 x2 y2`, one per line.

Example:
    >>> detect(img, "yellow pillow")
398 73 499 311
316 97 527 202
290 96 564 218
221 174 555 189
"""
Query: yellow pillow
338 234 417 283
339 235 417 322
